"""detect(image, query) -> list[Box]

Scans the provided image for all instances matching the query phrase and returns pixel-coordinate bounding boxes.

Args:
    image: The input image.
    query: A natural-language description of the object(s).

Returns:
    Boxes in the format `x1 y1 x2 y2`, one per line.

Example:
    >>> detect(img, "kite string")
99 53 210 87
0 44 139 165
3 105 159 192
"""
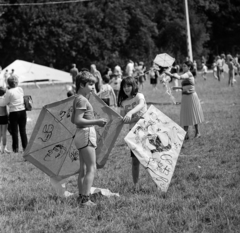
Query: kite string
163 80 176 105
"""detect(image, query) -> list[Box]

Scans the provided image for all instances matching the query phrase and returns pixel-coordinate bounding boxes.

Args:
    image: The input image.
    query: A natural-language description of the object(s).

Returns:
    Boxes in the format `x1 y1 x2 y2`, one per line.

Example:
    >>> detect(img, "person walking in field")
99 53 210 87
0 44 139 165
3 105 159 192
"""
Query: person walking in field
0 87 10 154
226 55 236 87
110 65 122 100
201 63 208 80
125 59 134 77
70 64 79 85
3 70 10 88
165 61 204 140
216 55 225 81
90 64 102 93
234 54 240 77
192 60 197 80
171 62 180 90
118 76 148 185
147 66 159 91
133 61 146 90
71 71 107 207
212 57 218 80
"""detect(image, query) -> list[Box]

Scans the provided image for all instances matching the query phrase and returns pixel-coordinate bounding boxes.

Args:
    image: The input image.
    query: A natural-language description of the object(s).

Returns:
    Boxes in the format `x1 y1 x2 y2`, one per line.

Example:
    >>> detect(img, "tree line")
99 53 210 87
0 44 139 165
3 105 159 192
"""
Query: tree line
0 0 239 72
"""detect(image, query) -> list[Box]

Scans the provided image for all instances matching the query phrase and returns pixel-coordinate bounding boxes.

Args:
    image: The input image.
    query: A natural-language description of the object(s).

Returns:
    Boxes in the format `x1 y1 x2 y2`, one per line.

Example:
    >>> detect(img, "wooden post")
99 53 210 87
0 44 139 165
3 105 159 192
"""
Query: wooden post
184 0 193 61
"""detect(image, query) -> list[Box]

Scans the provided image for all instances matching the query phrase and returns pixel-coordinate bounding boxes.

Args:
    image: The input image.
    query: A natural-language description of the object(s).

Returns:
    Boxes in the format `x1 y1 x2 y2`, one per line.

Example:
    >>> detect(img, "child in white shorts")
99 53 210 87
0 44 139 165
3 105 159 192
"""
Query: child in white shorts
71 71 107 207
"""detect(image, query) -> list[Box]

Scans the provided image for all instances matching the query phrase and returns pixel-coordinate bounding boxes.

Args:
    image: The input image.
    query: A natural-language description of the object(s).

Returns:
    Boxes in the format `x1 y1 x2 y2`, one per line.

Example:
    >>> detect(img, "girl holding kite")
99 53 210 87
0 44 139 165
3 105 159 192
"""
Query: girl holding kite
118 76 148 185
165 61 204 140
71 71 107 207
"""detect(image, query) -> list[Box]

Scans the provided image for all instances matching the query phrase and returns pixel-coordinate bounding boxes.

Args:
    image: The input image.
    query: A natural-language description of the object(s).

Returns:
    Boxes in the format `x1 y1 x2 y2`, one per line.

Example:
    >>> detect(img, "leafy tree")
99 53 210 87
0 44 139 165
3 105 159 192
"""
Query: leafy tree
0 0 238 71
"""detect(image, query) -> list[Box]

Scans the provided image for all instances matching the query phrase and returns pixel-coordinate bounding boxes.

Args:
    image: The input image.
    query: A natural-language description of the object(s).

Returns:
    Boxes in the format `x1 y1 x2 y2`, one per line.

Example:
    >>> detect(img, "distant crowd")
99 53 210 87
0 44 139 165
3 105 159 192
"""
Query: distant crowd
211 53 239 86
171 53 239 87
68 60 149 106
68 52 240 105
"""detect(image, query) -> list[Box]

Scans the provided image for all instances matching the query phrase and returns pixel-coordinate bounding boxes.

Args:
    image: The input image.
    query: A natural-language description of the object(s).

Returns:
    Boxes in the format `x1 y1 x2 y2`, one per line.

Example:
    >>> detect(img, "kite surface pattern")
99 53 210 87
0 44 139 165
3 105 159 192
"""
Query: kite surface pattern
124 105 186 192
24 94 123 181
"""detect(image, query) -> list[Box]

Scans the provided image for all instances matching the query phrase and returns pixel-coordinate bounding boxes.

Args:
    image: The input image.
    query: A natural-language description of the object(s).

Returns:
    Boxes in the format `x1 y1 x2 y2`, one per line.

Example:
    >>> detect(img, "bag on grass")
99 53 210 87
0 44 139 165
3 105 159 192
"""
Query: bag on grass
24 95 33 111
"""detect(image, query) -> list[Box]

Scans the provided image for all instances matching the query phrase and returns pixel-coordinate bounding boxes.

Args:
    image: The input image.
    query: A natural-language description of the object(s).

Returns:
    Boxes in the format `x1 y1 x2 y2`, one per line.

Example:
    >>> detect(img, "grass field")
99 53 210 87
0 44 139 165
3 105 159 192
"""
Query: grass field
0 73 240 233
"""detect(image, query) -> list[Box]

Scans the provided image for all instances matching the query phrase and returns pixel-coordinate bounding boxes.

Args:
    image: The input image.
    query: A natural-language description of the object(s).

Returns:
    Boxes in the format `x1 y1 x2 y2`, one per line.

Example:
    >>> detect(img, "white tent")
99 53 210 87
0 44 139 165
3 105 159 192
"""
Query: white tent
0 60 72 86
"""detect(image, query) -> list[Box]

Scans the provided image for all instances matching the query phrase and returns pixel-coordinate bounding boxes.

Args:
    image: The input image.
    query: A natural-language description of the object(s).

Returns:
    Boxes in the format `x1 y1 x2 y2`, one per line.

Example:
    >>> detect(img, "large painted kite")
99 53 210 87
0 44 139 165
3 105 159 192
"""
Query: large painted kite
23 94 123 181
124 105 186 192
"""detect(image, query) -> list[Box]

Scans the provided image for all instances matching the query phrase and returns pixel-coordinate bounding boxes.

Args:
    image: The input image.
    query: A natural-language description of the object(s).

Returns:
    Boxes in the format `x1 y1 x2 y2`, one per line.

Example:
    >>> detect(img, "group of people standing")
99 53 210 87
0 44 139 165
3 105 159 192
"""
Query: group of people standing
69 60 147 105
212 53 239 86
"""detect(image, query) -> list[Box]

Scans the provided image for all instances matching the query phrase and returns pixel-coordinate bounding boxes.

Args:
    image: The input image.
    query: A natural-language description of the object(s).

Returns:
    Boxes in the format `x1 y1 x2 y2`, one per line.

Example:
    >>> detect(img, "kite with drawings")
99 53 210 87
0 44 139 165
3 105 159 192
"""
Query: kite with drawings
23 93 123 182
125 105 186 192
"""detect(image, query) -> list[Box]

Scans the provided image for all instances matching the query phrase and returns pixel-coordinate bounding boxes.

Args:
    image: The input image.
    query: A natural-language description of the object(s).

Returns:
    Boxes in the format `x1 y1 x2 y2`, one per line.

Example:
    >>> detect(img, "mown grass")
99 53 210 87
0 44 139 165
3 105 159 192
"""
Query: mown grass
0 73 240 233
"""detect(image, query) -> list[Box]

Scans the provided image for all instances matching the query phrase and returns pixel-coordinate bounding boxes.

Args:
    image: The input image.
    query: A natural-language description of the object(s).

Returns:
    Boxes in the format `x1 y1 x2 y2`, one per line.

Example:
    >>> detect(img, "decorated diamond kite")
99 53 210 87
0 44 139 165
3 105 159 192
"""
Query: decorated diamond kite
23 94 123 181
154 53 175 68
124 105 186 192
89 94 124 168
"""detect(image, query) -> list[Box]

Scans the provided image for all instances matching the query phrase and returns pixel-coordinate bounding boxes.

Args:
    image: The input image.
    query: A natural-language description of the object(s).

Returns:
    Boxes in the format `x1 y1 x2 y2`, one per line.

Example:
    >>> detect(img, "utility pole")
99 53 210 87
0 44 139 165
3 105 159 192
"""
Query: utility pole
184 0 193 61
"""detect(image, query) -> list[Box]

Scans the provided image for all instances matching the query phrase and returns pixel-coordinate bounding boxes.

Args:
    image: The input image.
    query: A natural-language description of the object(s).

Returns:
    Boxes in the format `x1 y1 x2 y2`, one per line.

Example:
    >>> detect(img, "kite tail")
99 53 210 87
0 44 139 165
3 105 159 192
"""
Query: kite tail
165 82 176 105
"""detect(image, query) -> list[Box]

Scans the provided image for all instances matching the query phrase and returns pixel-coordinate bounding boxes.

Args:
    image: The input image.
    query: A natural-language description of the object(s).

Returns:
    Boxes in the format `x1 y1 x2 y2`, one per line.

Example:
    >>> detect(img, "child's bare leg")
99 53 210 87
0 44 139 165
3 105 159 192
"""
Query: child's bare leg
132 156 140 184
0 125 3 153
183 126 189 140
79 146 96 196
1 125 10 153
194 124 201 137
0 126 2 153
78 153 86 195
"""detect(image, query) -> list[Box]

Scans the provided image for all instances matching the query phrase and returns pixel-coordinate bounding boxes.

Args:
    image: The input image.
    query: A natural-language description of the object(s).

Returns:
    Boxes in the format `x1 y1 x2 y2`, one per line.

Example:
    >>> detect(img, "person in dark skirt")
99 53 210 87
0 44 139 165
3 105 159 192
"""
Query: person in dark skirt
148 67 159 91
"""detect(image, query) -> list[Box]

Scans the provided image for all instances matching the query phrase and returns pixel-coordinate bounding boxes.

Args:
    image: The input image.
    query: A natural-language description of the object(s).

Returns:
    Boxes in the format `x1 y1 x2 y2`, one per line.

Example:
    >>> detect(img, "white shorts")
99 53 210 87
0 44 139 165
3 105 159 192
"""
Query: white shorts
74 127 97 150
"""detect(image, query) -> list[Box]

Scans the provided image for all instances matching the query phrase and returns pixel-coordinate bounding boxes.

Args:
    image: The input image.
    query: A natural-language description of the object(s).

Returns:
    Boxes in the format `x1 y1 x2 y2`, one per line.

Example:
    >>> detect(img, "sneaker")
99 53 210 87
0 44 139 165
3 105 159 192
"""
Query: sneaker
81 200 96 207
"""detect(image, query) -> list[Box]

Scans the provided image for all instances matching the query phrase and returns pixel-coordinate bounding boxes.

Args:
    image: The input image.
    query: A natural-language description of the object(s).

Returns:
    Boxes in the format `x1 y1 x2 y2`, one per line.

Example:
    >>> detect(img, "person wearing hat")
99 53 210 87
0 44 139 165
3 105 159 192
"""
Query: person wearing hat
0 74 28 153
